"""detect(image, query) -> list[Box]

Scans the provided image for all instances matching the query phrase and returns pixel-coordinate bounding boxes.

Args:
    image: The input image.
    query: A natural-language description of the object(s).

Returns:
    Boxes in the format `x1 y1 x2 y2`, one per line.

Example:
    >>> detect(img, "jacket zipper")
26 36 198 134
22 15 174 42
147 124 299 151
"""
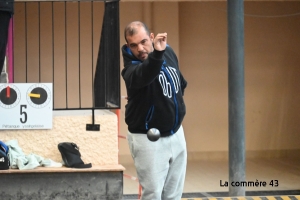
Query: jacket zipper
145 105 154 130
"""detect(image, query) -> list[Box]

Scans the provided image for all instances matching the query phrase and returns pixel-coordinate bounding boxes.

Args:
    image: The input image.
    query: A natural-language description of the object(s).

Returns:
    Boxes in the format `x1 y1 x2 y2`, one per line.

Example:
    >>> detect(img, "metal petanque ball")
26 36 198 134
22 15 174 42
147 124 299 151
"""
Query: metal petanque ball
147 128 161 142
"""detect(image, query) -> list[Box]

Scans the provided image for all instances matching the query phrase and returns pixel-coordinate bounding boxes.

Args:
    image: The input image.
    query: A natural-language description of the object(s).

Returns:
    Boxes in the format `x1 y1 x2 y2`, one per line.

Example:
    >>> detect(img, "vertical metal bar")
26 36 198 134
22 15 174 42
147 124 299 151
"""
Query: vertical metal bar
78 1 81 108
25 3 28 82
92 108 95 124
91 2 96 125
91 1 94 108
38 2 41 82
8 17 14 83
227 0 245 197
52 2 54 109
65 2 68 108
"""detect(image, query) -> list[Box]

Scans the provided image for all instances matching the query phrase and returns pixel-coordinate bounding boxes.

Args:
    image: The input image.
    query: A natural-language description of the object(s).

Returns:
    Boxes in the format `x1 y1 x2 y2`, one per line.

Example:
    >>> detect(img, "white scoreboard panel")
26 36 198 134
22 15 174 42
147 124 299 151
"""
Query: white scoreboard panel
0 83 53 129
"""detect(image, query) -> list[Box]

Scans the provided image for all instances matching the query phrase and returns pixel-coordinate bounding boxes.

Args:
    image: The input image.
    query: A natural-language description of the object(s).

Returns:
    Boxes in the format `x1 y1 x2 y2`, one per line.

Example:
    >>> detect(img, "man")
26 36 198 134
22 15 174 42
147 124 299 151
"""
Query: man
0 0 14 74
121 21 188 200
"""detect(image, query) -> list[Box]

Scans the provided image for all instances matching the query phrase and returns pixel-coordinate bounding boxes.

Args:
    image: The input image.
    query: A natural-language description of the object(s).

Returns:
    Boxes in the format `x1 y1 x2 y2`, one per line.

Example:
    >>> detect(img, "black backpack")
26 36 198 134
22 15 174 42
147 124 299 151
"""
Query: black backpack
0 141 9 170
58 142 92 168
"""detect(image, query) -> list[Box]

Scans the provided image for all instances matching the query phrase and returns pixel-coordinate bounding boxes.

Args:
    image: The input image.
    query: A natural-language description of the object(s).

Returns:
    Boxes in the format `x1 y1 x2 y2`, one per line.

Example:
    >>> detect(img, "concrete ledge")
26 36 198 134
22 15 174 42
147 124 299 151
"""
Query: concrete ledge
0 164 125 173
0 165 125 200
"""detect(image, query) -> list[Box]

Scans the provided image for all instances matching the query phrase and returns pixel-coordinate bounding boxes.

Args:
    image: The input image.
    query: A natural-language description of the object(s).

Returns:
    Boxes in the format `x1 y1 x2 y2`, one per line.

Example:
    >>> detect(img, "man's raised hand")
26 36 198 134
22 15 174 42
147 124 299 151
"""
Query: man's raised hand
153 33 167 51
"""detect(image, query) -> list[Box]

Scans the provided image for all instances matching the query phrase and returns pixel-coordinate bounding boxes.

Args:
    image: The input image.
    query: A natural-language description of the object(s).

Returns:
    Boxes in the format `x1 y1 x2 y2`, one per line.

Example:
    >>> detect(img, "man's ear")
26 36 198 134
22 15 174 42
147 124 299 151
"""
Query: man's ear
150 33 154 41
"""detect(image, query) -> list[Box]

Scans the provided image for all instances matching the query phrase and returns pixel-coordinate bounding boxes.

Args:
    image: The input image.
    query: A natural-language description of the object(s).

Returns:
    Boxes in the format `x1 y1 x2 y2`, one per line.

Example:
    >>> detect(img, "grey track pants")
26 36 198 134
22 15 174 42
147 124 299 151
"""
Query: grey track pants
127 125 187 200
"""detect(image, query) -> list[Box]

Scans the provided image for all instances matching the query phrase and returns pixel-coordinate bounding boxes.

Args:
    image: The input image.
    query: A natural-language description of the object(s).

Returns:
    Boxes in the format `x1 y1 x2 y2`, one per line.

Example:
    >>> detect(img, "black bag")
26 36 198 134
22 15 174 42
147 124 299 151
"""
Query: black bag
0 141 9 170
58 142 92 168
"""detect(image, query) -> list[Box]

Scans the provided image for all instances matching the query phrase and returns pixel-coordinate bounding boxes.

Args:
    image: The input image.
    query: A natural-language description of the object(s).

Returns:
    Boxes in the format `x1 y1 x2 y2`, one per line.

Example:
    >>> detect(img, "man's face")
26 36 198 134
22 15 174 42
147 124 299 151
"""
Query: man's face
126 26 154 61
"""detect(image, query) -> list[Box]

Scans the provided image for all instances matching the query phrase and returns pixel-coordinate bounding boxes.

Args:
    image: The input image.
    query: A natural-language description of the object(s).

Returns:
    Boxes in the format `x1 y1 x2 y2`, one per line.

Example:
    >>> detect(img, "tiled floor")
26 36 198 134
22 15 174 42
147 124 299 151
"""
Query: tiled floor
121 157 300 196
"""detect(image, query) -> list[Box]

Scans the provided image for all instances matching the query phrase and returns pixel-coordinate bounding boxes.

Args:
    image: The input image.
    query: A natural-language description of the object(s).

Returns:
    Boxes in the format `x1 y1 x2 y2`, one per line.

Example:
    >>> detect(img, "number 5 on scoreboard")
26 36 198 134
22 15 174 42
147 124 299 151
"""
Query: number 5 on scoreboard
20 105 27 124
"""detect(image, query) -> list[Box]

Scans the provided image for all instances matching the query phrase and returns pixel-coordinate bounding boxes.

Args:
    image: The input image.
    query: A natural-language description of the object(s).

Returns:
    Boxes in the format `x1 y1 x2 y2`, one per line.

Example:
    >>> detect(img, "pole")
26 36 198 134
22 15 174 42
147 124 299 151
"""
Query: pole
8 17 14 83
227 0 245 197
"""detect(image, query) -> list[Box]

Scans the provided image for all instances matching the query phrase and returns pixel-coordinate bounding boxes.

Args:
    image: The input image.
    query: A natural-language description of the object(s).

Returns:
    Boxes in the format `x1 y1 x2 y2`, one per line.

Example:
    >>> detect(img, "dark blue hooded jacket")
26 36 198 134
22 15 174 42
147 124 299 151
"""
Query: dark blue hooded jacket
121 44 187 137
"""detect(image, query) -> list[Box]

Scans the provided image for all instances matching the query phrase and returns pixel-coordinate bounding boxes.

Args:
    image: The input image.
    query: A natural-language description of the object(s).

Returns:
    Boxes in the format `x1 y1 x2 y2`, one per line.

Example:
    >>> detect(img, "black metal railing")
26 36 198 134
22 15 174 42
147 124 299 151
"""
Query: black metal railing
13 0 120 110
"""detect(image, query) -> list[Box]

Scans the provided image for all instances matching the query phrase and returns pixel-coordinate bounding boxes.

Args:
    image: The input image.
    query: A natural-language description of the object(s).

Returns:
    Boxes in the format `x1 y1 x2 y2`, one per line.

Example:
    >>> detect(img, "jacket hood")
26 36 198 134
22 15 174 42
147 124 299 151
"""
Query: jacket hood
121 44 142 68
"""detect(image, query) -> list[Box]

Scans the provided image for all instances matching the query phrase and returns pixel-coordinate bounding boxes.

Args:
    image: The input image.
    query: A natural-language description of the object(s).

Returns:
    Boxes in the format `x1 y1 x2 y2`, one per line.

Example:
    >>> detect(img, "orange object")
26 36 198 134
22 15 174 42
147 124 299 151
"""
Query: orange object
6 86 10 98
138 184 142 200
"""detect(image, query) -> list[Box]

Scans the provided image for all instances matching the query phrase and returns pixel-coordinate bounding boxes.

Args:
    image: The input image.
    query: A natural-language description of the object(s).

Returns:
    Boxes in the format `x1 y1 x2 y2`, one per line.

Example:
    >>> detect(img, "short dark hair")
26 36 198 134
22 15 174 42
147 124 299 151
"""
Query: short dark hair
124 21 150 43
